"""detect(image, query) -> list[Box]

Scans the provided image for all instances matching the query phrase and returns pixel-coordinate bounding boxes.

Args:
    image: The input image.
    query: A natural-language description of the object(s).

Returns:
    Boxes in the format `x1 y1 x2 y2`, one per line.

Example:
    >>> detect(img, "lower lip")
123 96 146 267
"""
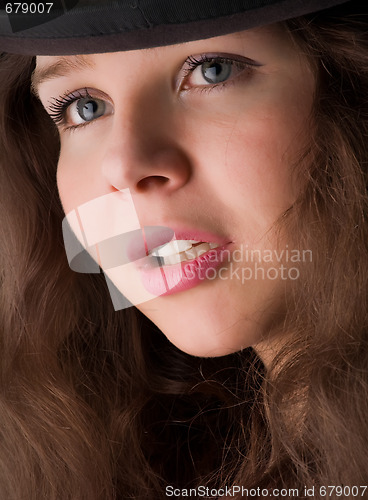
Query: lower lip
139 243 232 297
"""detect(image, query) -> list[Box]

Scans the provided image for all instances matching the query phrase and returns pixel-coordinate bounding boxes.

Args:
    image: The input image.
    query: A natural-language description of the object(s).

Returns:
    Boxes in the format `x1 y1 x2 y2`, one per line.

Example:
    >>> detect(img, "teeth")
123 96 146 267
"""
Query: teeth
163 251 192 265
150 240 200 257
150 240 220 266
185 242 210 259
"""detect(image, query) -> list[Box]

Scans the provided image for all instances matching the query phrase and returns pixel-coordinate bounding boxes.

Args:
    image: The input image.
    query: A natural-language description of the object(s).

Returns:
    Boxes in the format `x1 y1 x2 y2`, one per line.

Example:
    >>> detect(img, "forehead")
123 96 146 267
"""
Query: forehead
34 24 290 69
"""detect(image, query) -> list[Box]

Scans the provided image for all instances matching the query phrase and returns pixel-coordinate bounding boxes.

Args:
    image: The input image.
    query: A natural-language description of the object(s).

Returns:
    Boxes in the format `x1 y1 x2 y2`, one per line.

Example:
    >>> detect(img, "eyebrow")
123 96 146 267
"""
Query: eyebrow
31 55 95 95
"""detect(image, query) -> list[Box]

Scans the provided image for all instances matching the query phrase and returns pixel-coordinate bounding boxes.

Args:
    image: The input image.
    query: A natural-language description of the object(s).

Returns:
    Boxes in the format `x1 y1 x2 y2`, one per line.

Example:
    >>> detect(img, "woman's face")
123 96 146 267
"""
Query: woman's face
36 25 314 357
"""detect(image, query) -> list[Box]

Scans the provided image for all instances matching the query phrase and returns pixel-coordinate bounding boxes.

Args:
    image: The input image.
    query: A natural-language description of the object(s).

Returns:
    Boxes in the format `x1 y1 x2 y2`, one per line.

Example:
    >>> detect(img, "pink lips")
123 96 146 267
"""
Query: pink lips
128 227 232 297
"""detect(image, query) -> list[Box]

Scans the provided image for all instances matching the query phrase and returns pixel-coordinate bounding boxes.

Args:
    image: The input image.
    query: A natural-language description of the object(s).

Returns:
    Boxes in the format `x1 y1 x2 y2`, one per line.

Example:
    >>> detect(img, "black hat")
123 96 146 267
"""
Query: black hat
0 0 351 55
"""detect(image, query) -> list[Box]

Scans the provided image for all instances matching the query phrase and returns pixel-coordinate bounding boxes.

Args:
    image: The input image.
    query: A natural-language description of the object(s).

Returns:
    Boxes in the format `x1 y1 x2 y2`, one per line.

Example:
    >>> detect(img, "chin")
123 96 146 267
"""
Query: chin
138 297 269 358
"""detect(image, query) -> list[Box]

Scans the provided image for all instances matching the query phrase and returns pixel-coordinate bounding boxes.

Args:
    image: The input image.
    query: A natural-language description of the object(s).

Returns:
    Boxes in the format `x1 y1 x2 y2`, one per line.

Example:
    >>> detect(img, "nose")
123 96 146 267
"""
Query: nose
101 91 191 195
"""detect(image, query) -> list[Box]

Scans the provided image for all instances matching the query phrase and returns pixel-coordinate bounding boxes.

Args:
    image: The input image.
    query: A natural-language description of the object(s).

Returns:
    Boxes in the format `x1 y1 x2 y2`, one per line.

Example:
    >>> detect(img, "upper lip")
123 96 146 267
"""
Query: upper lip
126 225 232 263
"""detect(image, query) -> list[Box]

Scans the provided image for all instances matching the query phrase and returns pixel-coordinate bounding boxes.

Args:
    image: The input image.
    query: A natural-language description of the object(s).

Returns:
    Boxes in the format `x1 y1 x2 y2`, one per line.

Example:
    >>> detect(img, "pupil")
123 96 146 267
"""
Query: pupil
78 99 98 121
202 62 231 84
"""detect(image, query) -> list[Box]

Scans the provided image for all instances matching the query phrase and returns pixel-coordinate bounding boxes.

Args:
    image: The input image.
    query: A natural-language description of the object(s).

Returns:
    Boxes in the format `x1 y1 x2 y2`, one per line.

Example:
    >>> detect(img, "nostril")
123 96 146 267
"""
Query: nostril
137 175 170 191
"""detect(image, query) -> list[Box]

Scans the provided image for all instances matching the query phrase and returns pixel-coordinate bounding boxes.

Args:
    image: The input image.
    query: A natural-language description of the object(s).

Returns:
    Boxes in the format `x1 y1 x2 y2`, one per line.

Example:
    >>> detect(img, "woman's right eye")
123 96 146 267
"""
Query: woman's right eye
47 89 113 130
68 97 107 125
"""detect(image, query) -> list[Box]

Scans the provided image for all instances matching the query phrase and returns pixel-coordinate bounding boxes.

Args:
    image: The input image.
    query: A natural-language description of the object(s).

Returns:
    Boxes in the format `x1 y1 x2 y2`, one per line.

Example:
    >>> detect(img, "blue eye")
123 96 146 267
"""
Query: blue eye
48 88 113 130
72 98 106 123
180 54 259 91
200 61 232 84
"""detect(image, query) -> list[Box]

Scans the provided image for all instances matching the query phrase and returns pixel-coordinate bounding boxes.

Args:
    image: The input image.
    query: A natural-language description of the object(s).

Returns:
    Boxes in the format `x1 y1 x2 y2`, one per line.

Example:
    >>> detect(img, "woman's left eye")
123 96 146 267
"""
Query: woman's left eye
179 54 259 91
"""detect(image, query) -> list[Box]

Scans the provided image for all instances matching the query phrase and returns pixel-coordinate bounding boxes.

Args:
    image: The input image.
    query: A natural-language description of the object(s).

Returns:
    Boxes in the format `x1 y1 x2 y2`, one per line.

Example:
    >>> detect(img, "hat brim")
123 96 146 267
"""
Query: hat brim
0 0 351 55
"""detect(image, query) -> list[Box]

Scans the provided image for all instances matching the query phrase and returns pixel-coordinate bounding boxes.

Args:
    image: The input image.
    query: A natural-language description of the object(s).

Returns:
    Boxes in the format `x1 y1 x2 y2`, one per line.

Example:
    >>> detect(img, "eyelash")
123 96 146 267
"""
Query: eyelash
47 55 255 131
48 88 93 130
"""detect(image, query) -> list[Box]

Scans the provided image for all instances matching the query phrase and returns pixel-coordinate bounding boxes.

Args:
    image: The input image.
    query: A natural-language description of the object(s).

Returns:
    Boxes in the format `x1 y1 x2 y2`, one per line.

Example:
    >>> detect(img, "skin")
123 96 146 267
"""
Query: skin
35 25 315 359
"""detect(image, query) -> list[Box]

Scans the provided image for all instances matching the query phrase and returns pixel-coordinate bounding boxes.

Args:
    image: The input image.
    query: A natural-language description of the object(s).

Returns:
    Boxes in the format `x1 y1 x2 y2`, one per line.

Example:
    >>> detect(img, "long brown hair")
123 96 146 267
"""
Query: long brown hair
0 2 367 498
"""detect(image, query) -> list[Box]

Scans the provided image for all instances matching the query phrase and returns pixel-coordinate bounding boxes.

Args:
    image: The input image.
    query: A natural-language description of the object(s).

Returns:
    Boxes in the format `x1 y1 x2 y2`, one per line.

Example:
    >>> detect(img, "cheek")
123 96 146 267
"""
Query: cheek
181 76 312 226
56 146 104 216
56 158 75 216
183 104 306 236
225 109 302 204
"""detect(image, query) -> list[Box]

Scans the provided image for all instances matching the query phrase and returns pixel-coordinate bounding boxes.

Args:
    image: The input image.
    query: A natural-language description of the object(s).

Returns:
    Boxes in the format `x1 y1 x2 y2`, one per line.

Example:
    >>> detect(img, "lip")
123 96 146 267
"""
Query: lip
128 226 233 297
126 226 231 263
